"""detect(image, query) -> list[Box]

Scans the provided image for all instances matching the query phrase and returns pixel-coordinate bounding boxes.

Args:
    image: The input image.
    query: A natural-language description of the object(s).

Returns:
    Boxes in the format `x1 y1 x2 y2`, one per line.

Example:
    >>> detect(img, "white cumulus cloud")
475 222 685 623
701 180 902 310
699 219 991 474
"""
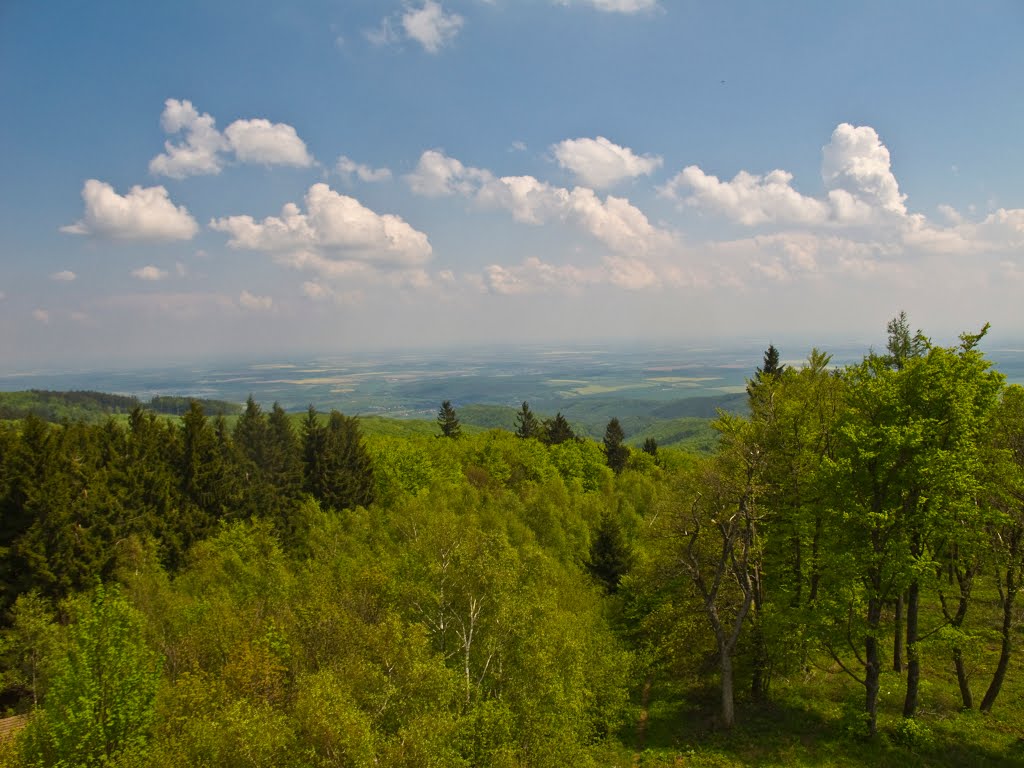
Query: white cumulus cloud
210 183 432 271
150 99 313 177
224 119 314 167
132 265 169 281
337 155 393 182
402 1 464 53
663 123 907 228
149 99 228 178
407 149 672 254
661 167 828 226
552 136 662 189
62 180 198 241
822 123 906 220
51 270 77 282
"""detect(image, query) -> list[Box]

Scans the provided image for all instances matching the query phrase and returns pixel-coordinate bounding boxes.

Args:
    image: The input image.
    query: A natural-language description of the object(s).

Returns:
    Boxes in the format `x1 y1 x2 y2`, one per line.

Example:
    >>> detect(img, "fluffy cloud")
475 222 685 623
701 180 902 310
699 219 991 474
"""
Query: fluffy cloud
407 149 672 253
367 2 463 53
663 123 909 228
661 167 828 226
239 290 273 310
337 155 392 182
552 136 662 188
150 99 313 178
32 309 50 324
224 119 314 167
210 183 432 271
559 0 659 12
149 99 228 178
405 150 491 197
51 270 77 282
822 123 906 219
62 180 198 241
132 265 169 281
402 1 464 53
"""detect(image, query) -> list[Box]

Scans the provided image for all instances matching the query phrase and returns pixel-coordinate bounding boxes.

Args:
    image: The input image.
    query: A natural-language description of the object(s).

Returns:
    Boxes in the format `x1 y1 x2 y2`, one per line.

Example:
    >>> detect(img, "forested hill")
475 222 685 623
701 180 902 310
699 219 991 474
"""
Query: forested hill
0 390 241 422
0 388 735 453
0 321 1022 767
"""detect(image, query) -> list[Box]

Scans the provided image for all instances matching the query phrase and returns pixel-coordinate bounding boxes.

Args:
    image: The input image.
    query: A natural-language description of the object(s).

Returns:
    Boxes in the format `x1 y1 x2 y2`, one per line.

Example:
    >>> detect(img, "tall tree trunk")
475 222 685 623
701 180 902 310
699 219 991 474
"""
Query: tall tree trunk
980 564 1017 712
938 563 975 710
903 579 921 717
809 512 823 603
953 647 973 710
720 646 735 729
893 592 904 672
750 618 769 703
865 592 883 737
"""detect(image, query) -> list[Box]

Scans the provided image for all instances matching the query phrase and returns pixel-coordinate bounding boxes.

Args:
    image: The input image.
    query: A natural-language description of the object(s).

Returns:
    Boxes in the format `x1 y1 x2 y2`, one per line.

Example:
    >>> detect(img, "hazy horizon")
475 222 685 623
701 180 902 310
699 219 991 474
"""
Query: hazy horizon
3 2 1023 369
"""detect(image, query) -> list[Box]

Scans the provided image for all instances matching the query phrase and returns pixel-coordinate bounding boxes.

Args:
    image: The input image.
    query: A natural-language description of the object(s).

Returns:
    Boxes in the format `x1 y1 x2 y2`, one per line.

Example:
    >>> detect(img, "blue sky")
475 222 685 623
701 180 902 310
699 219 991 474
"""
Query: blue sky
2 0 1024 368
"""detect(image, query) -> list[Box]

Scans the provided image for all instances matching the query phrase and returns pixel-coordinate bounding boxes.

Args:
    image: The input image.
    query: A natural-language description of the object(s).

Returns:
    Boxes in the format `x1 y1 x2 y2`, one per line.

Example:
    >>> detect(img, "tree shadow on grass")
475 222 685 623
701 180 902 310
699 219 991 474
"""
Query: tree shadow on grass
630 678 1024 768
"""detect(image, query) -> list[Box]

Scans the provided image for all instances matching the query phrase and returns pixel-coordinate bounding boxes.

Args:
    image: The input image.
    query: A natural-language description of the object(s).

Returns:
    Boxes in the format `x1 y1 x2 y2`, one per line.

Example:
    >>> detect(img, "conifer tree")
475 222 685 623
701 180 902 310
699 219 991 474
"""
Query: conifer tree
642 437 658 457
587 508 632 593
542 412 575 445
437 400 461 439
514 401 539 439
303 409 375 511
603 417 629 474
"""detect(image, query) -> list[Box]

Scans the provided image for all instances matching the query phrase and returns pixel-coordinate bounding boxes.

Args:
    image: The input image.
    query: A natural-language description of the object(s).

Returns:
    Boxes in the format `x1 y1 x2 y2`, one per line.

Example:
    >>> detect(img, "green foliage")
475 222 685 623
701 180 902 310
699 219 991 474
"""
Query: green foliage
18 585 159 767
0 391 239 423
0 592 60 708
587 508 632 593
437 400 461 439
1 333 1023 765
603 417 630 474
302 408 375 512
542 412 576 445
514 401 540 440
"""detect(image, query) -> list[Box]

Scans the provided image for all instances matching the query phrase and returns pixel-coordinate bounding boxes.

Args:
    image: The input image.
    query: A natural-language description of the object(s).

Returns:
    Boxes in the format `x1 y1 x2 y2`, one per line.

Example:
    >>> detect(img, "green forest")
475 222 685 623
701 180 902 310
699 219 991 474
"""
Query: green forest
0 315 1022 767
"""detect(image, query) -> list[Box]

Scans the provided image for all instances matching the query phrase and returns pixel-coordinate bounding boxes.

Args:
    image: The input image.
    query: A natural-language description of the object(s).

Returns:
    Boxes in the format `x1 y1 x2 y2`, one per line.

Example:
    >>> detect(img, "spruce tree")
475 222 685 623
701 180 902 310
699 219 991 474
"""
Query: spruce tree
587 509 632 593
437 400 461 439
542 412 575 445
747 344 786 399
514 401 539 439
603 417 629 474
642 437 658 457
303 408 375 511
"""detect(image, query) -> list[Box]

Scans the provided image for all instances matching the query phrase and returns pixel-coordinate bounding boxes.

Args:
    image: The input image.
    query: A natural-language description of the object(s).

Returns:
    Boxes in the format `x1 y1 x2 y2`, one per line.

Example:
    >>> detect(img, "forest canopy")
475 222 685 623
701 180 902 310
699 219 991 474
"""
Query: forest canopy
0 317 1021 767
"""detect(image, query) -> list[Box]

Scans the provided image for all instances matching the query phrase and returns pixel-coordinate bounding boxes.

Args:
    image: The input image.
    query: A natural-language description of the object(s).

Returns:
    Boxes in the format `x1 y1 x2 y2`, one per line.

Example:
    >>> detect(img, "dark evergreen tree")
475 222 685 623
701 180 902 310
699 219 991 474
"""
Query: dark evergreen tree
587 508 632 593
642 437 658 457
747 344 786 399
233 395 269 470
174 401 238 561
266 403 303 503
437 400 461 439
542 412 575 445
761 344 783 377
0 416 53 610
122 407 180 567
514 401 539 439
303 409 375 512
603 417 629 474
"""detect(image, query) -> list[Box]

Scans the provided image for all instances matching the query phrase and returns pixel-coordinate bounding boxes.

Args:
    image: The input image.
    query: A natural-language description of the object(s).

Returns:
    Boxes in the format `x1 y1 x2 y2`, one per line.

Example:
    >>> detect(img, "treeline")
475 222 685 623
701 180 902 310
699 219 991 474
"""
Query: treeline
1 396 648 766
0 314 1021 766
627 317 1024 739
0 390 241 423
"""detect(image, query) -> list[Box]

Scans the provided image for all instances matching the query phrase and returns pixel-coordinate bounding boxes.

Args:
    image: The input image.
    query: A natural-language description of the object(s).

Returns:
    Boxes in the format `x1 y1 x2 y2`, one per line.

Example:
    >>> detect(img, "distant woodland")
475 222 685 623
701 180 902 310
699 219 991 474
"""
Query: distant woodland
0 315 1022 767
